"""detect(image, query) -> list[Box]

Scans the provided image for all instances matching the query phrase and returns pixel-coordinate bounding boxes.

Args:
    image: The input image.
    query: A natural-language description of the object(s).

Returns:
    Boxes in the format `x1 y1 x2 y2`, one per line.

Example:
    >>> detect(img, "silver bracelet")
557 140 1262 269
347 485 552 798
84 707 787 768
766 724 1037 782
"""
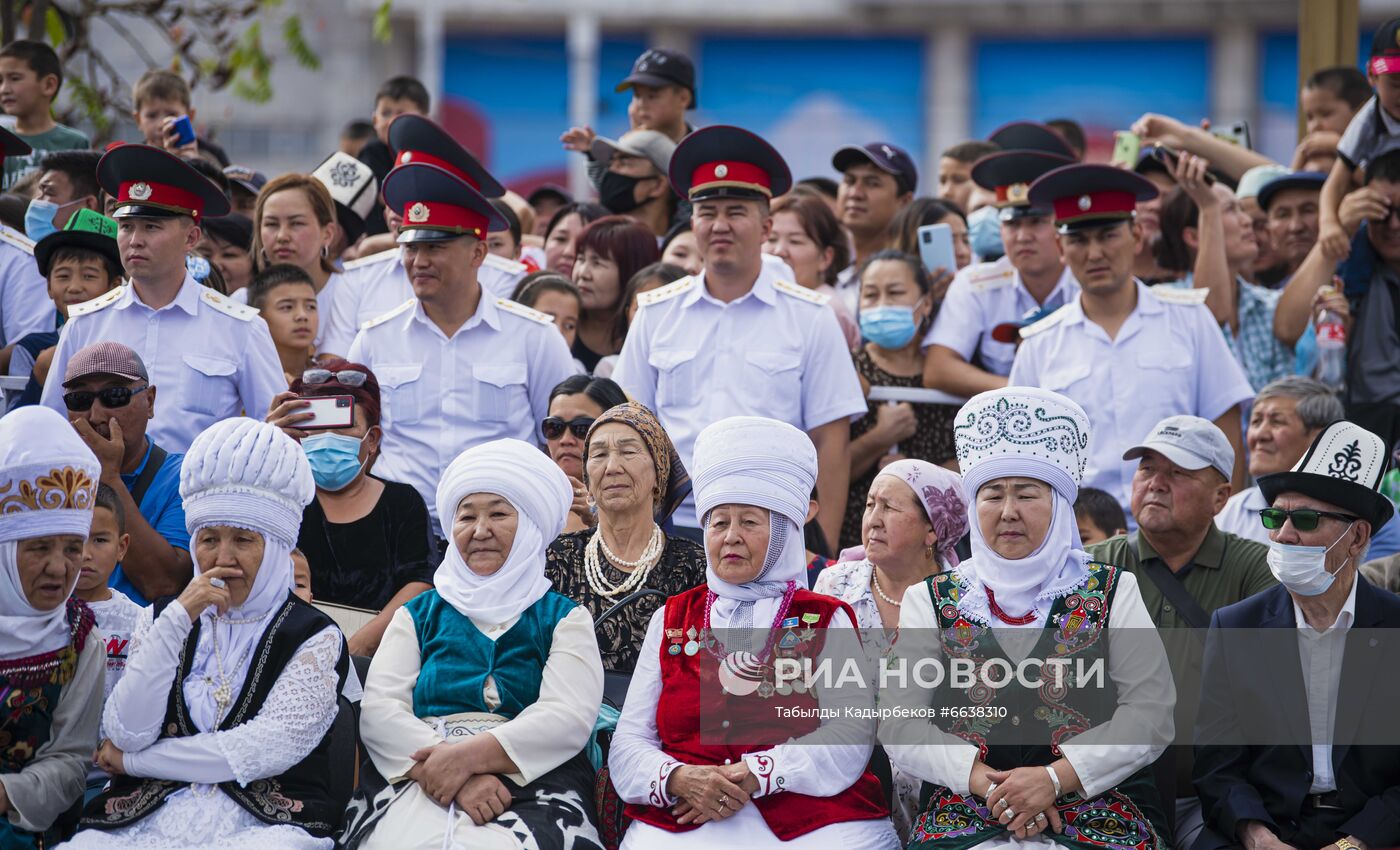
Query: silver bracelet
1044 764 1062 799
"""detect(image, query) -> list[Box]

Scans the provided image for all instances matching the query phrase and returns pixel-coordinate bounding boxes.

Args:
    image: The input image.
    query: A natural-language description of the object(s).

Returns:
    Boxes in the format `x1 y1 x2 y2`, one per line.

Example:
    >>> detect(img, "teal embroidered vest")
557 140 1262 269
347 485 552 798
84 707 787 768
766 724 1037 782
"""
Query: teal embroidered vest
406 589 577 719
908 562 1170 850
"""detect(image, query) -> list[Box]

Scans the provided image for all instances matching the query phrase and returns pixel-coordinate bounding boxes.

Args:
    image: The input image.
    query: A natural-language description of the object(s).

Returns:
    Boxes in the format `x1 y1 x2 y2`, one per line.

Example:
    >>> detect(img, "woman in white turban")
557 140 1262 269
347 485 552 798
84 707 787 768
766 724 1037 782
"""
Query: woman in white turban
66 418 351 850
342 438 605 850
0 407 104 847
609 416 901 849
882 387 1175 850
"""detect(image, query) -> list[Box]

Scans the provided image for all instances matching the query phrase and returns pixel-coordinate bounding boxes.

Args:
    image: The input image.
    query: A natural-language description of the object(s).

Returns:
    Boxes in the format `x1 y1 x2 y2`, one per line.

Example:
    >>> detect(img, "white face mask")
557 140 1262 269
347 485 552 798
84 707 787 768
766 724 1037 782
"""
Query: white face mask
1265 521 1354 597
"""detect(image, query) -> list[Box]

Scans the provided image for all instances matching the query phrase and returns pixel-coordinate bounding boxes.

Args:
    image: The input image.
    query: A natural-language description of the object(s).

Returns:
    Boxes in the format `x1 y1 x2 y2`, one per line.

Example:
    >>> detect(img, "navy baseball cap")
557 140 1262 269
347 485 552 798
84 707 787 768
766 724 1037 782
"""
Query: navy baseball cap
1369 16 1400 75
616 48 697 109
1256 172 1327 213
832 142 918 194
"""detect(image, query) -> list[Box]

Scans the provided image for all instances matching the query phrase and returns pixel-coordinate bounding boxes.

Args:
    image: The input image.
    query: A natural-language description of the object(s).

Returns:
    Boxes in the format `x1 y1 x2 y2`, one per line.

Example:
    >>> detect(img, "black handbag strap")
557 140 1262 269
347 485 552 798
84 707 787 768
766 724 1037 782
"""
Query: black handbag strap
1134 532 1212 630
129 442 168 506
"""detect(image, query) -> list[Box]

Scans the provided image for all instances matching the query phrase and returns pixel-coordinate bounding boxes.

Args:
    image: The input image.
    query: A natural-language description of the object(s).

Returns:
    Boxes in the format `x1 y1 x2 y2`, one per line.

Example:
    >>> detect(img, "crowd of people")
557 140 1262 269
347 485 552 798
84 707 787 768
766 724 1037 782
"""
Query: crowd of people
1 20 1400 850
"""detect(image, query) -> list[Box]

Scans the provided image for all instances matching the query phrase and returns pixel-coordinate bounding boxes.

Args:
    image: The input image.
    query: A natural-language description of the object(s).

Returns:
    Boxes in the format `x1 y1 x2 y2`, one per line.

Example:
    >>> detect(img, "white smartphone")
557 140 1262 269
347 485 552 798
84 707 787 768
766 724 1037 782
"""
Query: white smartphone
300 395 355 431
918 223 956 276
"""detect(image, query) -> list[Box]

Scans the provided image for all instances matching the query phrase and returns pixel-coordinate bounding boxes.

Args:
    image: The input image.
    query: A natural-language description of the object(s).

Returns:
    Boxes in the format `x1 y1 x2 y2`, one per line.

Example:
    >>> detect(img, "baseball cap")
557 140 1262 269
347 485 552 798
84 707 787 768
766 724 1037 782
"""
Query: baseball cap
1236 164 1290 201
223 165 267 196
831 142 918 194
1122 415 1234 481
1256 171 1327 213
590 129 677 175
616 48 697 109
1369 16 1400 75
63 341 149 388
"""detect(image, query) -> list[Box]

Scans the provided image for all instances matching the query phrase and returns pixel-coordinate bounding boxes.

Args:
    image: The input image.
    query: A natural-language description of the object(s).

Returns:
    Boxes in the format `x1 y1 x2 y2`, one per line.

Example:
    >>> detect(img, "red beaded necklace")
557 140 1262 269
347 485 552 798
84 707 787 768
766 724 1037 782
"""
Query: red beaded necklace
985 587 1037 625
702 580 798 662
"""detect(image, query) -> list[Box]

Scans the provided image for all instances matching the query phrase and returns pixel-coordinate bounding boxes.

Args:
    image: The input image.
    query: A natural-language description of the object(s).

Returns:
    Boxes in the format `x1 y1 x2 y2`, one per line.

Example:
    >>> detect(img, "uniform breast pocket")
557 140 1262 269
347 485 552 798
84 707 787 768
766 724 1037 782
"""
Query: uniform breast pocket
180 354 237 417
1137 349 1194 414
377 364 427 427
473 363 527 422
744 349 803 418
649 349 697 409
1039 360 1092 396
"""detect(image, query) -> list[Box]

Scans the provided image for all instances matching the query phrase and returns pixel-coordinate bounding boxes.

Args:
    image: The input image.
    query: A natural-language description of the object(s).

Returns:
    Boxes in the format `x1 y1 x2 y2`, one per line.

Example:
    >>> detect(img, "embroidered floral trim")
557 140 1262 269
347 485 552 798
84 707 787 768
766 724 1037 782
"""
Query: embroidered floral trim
0 598 94 691
651 759 682 806
910 787 1160 850
747 752 781 796
0 465 96 513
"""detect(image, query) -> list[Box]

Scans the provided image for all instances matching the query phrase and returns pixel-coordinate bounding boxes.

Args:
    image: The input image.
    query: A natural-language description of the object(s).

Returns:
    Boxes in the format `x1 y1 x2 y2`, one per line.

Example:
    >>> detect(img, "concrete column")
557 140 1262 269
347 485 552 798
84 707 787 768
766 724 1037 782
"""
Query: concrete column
567 12 601 199
927 25 971 195
415 0 445 121
1211 22 1257 131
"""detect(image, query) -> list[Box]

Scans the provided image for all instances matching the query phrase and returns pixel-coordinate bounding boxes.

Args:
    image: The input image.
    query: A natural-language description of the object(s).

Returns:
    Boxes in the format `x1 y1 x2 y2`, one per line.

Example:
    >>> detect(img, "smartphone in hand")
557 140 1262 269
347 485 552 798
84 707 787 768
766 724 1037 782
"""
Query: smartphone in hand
918 223 956 277
170 115 196 147
1110 131 1141 168
299 395 355 431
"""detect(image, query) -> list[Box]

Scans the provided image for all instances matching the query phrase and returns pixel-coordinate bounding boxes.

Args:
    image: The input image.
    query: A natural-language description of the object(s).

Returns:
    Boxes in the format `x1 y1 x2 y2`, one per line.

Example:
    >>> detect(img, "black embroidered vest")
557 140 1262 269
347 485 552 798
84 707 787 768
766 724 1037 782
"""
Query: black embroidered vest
80 593 349 838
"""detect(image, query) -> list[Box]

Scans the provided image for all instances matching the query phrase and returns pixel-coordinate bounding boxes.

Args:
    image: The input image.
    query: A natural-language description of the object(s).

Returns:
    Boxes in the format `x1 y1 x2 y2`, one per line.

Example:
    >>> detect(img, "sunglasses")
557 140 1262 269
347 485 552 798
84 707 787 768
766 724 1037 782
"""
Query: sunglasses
541 416 594 441
63 384 150 412
302 368 368 388
1259 507 1359 532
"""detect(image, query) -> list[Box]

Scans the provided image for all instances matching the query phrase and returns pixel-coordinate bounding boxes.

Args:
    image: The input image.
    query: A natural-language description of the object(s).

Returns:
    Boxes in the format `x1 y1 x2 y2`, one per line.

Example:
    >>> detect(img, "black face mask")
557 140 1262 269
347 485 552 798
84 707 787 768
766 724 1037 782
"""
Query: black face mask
600 171 651 214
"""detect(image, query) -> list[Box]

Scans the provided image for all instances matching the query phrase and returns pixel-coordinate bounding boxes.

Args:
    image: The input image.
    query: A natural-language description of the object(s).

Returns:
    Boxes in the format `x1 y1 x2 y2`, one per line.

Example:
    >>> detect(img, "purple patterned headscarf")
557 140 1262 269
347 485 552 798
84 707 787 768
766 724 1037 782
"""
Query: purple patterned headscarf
877 459 969 567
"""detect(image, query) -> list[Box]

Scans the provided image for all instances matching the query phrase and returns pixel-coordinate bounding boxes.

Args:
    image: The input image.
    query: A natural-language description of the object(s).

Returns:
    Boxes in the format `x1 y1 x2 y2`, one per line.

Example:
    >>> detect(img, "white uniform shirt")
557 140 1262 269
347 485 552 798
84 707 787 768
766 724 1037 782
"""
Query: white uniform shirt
1216 485 1270 544
922 257 1080 377
0 226 54 347
1293 573 1357 794
40 277 286 453
611 263 866 528
320 248 527 358
1008 282 1253 511
347 294 574 528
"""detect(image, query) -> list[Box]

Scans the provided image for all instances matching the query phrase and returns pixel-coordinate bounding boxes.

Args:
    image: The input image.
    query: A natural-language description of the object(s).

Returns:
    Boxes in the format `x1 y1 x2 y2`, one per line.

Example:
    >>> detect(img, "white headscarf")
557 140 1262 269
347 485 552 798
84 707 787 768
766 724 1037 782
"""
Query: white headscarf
178 418 315 731
692 417 816 630
0 407 100 660
954 388 1092 624
434 439 570 624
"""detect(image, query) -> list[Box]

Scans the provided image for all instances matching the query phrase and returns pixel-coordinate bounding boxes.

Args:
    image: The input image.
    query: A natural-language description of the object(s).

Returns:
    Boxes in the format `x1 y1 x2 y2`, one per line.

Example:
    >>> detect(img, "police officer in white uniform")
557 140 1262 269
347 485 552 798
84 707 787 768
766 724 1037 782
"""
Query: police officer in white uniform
40 144 284 453
612 124 866 549
320 114 527 357
346 161 574 532
1009 163 1253 515
922 147 1077 399
0 127 55 349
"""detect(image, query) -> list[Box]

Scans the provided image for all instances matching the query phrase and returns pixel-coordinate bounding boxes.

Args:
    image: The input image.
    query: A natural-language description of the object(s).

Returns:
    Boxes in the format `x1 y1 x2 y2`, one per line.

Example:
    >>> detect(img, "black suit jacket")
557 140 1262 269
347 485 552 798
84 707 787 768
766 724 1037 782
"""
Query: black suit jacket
1192 576 1400 850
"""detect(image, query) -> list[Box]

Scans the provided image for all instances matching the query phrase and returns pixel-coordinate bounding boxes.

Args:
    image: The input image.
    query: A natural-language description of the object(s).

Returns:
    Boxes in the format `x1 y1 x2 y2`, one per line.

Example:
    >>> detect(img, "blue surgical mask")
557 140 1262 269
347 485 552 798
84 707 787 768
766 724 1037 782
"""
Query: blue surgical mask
860 304 919 349
302 432 366 491
24 198 59 242
967 205 1004 261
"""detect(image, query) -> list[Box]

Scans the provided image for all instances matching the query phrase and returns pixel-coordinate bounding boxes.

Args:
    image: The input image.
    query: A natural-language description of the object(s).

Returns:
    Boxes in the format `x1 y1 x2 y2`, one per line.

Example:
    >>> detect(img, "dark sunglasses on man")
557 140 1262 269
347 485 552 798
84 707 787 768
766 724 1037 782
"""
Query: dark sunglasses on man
1259 507 1359 532
302 368 369 388
63 384 150 412
541 416 594 441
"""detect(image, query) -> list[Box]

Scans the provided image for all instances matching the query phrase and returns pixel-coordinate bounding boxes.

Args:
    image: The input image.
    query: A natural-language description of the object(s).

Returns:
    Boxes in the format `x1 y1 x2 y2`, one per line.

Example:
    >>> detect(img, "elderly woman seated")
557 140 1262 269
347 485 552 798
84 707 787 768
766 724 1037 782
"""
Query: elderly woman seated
0 409 105 848
609 416 900 849
341 439 606 850
883 387 1176 850
66 419 350 849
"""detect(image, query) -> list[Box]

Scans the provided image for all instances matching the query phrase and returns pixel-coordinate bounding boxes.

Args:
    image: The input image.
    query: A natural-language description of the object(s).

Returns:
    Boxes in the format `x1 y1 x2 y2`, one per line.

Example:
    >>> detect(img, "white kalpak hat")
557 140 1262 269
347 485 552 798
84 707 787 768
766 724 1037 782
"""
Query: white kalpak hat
692 416 816 529
313 151 378 241
954 387 1091 502
1259 420 1394 531
180 418 315 547
0 407 100 542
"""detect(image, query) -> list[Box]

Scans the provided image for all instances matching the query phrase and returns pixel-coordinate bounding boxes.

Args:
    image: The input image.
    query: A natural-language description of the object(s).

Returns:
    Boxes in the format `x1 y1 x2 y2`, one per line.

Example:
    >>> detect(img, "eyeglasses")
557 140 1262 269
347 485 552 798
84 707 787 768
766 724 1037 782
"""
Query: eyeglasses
302 368 368 388
541 416 594 441
1259 507 1359 532
63 384 149 412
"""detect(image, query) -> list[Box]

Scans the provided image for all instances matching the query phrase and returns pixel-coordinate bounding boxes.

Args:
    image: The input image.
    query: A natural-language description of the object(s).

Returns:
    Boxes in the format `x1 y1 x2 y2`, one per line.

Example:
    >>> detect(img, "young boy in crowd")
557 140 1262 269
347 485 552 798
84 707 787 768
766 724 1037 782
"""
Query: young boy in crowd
356 75 431 236
5 208 122 408
936 140 999 213
1294 66 1372 172
1074 486 1128 545
130 69 228 167
1318 17 1400 258
245 264 319 385
0 40 89 189
487 198 524 263
292 547 314 603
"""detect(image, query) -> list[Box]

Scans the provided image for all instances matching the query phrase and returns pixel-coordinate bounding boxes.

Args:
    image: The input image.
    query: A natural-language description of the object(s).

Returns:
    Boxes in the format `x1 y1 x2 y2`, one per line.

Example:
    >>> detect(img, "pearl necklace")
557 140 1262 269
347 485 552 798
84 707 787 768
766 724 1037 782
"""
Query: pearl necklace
871 567 902 606
583 524 664 599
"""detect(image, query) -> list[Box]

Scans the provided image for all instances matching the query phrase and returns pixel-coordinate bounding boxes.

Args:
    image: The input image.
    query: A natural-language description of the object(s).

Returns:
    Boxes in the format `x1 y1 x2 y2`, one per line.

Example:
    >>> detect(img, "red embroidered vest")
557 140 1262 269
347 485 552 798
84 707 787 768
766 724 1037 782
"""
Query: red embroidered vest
624 586 888 839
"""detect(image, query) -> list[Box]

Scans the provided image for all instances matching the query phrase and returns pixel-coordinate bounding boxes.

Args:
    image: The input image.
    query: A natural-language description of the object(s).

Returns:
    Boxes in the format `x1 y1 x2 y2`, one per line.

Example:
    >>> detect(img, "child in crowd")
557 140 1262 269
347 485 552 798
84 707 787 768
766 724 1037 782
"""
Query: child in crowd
1294 66 1372 172
292 547 314 603
1318 17 1400 258
487 198 525 263
5 209 122 409
130 69 228 166
512 271 582 349
0 39 89 189
1074 486 1129 545
936 140 999 213
245 263 319 384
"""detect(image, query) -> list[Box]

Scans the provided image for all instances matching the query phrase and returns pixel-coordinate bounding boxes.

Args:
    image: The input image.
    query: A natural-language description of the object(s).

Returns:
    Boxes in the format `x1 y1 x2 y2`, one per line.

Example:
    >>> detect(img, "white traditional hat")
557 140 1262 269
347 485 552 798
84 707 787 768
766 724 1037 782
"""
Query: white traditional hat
954 386 1091 502
312 151 378 240
180 418 315 548
692 416 816 529
1259 420 1393 530
0 406 100 542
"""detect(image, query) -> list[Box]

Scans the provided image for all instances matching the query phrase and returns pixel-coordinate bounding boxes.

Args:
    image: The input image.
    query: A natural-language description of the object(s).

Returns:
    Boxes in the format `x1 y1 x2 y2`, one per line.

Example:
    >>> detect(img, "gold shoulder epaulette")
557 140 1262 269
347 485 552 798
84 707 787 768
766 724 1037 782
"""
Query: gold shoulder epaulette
637 276 696 308
361 298 416 330
200 288 258 321
496 298 553 325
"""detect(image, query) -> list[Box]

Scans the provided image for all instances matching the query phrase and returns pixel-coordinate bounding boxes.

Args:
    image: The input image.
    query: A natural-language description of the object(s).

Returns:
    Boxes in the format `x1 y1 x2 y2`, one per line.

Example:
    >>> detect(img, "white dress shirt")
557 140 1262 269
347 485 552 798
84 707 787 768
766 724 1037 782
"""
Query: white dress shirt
922 257 1080 378
0 226 55 348
1293 573 1358 794
1216 486 1270 545
40 276 286 453
320 248 527 357
611 263 867 528
347 294 575 528
1008 282 1254 513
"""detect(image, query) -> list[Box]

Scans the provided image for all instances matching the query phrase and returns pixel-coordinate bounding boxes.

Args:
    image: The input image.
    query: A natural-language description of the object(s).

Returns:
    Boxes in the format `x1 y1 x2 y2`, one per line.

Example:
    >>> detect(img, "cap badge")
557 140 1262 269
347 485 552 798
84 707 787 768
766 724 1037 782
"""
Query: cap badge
400 152 413 163
1077 194 1092 211
1007 183 1029 204
714 164 729 179
407 202 430 223
129 182 152 201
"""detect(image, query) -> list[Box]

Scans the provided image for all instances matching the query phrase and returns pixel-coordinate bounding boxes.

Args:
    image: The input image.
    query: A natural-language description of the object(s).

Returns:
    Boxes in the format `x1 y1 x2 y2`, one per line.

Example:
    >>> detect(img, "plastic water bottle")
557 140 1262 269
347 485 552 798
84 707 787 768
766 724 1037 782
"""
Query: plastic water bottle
1314 285 1347 392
